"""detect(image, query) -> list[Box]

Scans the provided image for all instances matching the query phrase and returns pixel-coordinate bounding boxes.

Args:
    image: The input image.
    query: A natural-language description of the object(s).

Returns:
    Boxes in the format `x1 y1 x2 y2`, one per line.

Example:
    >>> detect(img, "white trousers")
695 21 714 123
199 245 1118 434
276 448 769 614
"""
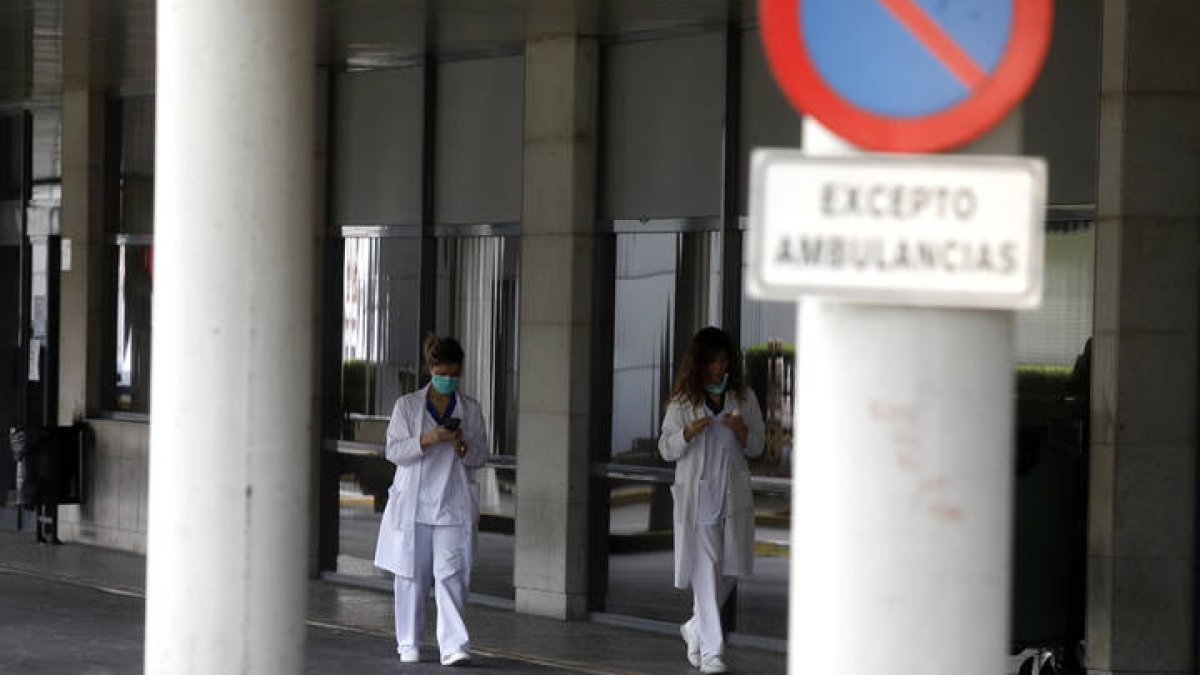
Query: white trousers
392 523 471 658
689 520 737 659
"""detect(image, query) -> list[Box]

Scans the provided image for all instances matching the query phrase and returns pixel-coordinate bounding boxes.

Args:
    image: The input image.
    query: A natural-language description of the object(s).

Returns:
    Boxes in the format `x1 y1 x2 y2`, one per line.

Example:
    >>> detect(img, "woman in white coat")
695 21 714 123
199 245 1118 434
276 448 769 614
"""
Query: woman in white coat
374 334 488 666
659 327 765 674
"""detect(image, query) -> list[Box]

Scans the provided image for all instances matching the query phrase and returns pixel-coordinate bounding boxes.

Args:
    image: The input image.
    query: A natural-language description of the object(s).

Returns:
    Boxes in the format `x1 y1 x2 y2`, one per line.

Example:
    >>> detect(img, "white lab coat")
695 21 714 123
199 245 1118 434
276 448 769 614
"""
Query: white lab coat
374 385 489 578
659 388 765 589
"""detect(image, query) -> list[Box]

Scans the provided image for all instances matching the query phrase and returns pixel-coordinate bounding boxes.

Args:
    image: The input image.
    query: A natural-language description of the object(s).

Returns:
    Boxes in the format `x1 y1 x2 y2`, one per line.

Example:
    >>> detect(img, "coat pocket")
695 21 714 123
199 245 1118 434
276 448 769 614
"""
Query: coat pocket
726 470 754 516
697 478 725 525
386 485 407 530
468 481 481 523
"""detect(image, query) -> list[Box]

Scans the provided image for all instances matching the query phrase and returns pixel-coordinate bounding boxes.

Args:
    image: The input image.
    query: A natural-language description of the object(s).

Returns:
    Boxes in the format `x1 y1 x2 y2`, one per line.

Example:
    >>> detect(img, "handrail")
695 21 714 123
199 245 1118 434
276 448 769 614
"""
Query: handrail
326 440 789 495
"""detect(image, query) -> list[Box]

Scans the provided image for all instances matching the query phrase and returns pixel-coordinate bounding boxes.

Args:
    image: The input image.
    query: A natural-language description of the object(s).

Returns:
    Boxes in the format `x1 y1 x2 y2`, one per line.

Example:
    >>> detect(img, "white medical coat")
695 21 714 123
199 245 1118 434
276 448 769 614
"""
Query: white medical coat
374 385 489 578
659 388 765 589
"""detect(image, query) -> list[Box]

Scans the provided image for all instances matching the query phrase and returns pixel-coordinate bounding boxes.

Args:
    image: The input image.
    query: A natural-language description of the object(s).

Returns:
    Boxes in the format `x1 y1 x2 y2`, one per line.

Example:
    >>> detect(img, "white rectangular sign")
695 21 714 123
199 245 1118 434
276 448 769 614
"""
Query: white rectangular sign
747 150 1046 309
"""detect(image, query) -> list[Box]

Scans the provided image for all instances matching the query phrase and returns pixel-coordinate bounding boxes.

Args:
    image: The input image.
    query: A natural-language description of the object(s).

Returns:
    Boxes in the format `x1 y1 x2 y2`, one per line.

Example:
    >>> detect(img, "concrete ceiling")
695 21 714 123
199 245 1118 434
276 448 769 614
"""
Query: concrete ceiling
0 0 757 103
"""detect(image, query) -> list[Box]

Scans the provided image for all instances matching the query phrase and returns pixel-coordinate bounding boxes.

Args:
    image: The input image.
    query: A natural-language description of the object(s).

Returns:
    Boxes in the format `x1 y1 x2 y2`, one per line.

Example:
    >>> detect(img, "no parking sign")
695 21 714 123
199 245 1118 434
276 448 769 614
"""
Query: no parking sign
760 0 1054 152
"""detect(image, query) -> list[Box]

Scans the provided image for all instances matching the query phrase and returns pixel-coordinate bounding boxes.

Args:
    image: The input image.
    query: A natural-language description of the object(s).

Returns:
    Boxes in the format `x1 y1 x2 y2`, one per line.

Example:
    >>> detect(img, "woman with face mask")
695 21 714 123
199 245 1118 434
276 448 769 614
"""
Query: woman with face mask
374 333 488 667
659 327 765 674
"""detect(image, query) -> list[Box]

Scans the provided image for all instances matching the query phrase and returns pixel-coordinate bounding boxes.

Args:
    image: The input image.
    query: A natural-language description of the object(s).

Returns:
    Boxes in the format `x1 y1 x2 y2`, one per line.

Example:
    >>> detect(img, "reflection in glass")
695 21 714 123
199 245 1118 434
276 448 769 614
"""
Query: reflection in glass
433 234 520 600
337 235 422 580
1016 225 1094 366
611 232 677 461
110 243 153 412
31 108 61 182
435 235 520 460
104 96 156 413
118 97 155 235
605 229 729 628
741 261 796 478
341 236 422 425
610 231 721 461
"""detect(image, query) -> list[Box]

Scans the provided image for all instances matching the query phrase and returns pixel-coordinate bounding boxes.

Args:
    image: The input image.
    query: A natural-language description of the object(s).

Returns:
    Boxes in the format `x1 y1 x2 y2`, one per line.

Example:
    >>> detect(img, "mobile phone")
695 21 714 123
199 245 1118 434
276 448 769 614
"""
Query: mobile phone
443 418 461 431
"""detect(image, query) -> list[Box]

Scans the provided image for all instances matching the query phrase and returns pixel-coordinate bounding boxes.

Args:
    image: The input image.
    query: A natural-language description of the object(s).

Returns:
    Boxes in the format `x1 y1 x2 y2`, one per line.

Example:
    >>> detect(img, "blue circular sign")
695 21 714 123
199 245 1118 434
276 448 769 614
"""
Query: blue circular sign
760 0 1054 152
804 0 1013 117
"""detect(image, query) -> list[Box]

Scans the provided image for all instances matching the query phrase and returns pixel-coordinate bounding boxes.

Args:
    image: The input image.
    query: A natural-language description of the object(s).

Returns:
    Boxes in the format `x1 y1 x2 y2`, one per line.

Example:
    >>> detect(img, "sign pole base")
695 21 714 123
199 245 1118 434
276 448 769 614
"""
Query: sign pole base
788 298 1015 674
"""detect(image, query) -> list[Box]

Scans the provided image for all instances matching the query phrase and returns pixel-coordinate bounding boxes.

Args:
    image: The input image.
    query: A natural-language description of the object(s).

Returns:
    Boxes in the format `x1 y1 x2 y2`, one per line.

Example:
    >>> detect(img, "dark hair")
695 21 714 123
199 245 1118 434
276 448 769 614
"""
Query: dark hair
423 333 465 367
669 327 744 406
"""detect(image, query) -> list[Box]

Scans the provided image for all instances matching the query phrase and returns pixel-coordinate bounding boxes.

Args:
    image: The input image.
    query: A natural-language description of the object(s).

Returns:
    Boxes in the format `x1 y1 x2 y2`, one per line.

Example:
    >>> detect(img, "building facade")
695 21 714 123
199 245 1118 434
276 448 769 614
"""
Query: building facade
0 1 1196 672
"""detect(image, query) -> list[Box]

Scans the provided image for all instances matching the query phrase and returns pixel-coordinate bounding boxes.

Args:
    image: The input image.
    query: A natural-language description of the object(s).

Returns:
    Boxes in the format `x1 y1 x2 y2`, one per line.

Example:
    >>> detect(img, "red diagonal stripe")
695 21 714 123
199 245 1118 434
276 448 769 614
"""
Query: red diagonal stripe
877 0 988 89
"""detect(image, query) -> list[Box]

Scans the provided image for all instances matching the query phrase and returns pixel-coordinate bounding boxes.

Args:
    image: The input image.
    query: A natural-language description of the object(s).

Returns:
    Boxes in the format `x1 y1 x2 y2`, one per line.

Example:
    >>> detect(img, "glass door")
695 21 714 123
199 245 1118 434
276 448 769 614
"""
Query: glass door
0 113 24 527
334 231 423 579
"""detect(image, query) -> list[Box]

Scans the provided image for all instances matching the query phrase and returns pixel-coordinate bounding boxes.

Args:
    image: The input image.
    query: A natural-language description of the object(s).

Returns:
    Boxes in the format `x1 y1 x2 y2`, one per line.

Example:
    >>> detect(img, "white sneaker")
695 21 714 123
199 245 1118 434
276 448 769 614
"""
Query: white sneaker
398 647 420 663
441 651 471 666
700 654 728 674
680 620 701 667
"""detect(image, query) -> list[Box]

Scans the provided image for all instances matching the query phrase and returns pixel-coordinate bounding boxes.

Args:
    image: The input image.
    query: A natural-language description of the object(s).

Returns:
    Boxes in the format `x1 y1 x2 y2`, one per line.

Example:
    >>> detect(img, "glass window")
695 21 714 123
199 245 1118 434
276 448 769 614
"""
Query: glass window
596 28 799 641
329 53 525 590
604 228 725 623
0 114 20 233
117 97 154 235
741 256 796 478
435 233 521 600
434 234 520 457
110 241 153 412
598 33 733 626
1013 220 1094 433
611 232 678 460
31 108 61 184
610 230 723 460
0 115 20 503
1016 224 1094 366
335 233 423 578
105 96 155 413
340 235 423 431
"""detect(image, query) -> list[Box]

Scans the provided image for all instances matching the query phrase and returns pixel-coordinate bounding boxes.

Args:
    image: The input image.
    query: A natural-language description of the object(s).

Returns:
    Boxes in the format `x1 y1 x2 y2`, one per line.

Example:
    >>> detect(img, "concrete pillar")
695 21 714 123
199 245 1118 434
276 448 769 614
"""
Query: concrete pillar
1086 2 1200 673
58 0 106 423
514 35 598 620
144 1 316 672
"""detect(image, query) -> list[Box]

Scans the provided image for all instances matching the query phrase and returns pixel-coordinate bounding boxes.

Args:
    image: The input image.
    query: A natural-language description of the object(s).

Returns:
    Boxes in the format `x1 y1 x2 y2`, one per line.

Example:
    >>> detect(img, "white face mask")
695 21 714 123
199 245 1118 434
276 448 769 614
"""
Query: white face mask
705 373 729 396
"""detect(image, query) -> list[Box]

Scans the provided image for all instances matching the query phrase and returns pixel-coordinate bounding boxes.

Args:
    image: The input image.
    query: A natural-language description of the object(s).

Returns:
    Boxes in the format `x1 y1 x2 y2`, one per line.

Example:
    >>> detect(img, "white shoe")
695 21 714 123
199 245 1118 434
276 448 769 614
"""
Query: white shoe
680 620 701 667
398 647 420 663
700 654 728 674
441 651 471 666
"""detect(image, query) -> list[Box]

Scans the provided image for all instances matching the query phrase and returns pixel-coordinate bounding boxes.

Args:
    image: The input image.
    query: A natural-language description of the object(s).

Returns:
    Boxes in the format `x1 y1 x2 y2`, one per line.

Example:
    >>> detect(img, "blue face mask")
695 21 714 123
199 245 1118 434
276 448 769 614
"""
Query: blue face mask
430 374 460 395
705 373 729 396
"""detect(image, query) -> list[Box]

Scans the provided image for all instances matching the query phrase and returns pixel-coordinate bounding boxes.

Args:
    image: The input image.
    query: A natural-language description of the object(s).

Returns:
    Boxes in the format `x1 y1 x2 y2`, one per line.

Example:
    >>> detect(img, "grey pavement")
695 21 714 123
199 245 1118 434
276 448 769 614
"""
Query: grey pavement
338 502 791 642
0 530 787 674
0 570 571 675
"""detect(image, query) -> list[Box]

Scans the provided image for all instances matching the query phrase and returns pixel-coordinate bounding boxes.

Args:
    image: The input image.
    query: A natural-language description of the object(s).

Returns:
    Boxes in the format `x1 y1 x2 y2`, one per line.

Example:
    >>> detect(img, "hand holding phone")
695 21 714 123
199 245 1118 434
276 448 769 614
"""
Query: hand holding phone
443 418 461 432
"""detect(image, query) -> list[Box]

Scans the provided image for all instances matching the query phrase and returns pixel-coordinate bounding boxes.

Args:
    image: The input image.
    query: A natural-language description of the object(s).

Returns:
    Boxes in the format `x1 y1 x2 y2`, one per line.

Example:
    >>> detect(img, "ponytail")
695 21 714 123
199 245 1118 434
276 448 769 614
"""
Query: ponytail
423 333 465 367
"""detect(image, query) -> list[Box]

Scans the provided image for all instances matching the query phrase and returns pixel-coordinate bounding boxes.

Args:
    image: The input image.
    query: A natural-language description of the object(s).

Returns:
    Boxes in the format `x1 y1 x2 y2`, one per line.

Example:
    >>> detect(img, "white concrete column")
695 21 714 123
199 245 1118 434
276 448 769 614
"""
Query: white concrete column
144 1 316 672
791 300 1015 675
1086 2 1200 673
514 35 598 620
790 118 1023 675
